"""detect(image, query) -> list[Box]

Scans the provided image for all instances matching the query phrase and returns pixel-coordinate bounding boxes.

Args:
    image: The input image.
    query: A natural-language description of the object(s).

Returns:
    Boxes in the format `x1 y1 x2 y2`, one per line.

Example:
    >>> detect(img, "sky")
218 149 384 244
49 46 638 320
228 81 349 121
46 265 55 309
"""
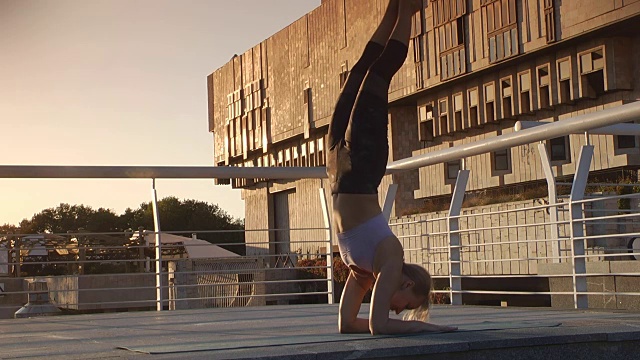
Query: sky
0 0 321 226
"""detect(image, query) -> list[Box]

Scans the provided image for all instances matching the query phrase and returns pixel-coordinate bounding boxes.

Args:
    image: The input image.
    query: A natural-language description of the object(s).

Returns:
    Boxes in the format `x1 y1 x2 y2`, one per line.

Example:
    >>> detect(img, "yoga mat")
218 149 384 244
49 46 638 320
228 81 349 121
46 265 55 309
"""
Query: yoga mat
118 320 561 354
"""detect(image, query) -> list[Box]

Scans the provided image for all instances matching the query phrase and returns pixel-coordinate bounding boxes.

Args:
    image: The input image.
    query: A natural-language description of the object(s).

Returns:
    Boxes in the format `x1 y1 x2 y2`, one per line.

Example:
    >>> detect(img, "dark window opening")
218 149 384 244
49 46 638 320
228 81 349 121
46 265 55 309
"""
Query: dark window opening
440 115 449 134
540 86 551 108
486 102 495 123
455 111 463 131
583 70 606 98
618 135 637 149
559 79 571 103
494 149 510 171
447 160 461 180
520 91 531 113
420 120 434 142
502 97 512 118
549 136 569 162
470 106 479 127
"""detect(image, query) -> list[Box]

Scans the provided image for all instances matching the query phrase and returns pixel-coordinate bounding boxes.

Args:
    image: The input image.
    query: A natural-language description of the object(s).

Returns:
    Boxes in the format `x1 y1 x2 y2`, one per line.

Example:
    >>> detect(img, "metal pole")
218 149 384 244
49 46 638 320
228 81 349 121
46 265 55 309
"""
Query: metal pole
151 179 163 311
538 143 561 263
318 188 335 305
388 101 640 172
515 120 640 136
569 145 593 309
382 184 399 222
448 170 469 306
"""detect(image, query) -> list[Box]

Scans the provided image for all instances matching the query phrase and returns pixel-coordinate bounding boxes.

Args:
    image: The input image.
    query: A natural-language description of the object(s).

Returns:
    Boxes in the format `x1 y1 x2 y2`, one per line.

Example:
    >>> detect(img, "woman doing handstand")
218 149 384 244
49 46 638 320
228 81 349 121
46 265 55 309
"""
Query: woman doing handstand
326 0 457 335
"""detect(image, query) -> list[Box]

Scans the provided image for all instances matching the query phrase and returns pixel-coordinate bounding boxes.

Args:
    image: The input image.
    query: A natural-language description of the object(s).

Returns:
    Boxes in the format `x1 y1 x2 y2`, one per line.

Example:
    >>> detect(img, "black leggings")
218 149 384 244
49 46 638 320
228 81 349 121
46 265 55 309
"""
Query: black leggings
326 40 409 194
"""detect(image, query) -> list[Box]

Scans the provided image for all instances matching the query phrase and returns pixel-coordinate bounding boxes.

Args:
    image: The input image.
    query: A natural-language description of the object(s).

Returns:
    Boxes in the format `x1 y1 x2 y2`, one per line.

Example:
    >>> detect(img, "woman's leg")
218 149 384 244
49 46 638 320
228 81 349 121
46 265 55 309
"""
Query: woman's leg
340 1 417 194
327 0 400 151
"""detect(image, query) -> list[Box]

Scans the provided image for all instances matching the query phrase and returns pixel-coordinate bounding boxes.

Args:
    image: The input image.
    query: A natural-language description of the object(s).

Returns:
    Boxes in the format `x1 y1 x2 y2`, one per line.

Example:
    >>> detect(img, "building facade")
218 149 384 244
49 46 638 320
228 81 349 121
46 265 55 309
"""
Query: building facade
208 0 640 260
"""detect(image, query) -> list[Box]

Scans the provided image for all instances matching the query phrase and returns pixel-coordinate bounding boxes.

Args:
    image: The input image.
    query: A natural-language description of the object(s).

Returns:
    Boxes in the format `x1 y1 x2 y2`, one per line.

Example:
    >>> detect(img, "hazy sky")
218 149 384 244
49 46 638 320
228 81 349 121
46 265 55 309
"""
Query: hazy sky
0 0 320 226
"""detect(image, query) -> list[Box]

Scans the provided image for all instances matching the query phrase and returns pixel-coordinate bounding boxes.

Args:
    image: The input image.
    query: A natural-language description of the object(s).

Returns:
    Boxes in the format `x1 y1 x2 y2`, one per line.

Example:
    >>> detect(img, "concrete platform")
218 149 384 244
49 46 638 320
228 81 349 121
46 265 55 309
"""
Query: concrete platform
1 304 640 360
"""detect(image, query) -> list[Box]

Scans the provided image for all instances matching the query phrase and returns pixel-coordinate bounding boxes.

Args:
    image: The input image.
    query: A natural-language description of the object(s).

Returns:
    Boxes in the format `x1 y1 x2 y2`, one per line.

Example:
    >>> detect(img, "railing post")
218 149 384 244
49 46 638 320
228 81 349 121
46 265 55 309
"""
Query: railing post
448 170 469 306
382 184 399 221
538 143 561 263
151 179 163 311
570 145 593 309
318 188 335 305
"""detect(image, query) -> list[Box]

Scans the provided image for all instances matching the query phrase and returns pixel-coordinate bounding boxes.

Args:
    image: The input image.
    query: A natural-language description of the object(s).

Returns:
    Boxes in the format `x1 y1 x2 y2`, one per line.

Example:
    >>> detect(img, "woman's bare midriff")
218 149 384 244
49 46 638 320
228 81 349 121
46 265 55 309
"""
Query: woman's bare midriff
332 193 382 234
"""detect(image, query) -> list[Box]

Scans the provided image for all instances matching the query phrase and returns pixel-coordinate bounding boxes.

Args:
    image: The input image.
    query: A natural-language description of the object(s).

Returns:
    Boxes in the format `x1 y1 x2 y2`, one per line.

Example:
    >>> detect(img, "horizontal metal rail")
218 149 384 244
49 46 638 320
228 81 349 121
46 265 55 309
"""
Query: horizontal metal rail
387 101 640 172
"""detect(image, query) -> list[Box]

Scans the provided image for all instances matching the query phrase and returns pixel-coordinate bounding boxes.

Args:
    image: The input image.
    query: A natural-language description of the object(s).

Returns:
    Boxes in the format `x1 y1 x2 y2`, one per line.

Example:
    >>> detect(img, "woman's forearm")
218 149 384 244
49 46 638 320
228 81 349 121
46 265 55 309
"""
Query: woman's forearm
370 318 455 335
339 317 371 334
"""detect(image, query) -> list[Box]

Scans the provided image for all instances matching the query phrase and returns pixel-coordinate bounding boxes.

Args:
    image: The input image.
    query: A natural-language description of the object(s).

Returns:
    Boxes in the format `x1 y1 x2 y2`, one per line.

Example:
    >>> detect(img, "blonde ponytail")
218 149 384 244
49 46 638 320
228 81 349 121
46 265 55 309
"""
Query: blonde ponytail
401 262 432 322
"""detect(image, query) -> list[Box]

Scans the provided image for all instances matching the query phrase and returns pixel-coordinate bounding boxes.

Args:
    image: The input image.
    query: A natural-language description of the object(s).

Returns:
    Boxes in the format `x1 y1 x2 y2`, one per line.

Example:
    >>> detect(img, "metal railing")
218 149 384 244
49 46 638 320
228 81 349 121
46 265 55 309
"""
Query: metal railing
2 101 640 317
389 187 640 309
0 227 335 319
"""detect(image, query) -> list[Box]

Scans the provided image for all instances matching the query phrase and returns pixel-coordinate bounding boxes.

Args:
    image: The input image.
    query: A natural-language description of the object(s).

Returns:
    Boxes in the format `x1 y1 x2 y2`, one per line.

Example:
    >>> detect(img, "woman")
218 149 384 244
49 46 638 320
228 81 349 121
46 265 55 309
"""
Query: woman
326 0 457 335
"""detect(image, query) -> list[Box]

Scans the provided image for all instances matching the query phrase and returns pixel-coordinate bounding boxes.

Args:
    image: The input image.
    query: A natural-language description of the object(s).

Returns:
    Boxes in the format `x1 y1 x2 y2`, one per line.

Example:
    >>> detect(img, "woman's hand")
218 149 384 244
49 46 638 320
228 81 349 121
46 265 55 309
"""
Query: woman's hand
423 323 458 333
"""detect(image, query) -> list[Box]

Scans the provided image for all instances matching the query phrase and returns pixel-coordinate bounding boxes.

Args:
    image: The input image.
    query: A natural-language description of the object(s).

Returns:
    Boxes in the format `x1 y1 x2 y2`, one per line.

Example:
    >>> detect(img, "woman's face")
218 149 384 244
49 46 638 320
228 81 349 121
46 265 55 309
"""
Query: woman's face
389 285 425 315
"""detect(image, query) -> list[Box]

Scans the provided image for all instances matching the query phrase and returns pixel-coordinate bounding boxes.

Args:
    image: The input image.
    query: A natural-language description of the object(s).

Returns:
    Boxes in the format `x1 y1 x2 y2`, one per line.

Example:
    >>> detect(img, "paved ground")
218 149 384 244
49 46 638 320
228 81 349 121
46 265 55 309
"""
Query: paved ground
1 304 640 360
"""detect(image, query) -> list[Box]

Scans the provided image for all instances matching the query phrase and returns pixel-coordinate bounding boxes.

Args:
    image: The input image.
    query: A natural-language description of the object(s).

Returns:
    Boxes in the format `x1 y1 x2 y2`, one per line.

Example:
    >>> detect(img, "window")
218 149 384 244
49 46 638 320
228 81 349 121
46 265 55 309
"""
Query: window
493 148 511 172
500 76 513 118
418 103 435 141
483 0 518 63
226 93 234 120
548 136 570 162
484 82 496 123
468 88 479 128
453 93 464 131
414 35 426 88
339 62 349 89
432 0 467 80
317 138 325 166
544 0 555 43
557 58 573 103
234 117 242 155
233 89 243 120
439 98 450 135
303 86 313 133
518 71 532 113
618 135 637 149
446 160 462 180
617 124 637 150
303 87 311 105
579 47 606 98
412 8 427 88
537 65 552 108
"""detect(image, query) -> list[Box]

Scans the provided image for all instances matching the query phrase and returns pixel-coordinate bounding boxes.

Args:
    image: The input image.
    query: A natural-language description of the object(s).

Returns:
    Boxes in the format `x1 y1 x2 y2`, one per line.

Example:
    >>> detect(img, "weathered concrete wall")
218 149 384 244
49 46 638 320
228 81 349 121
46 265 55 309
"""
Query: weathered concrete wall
244 179 331 260
44 274 159 311
0 277 26 319
539 261 640 310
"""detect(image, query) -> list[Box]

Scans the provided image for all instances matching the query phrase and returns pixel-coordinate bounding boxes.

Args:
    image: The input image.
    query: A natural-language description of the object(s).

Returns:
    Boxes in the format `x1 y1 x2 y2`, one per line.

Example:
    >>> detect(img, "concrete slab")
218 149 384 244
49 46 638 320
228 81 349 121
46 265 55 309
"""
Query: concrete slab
0 304 639 360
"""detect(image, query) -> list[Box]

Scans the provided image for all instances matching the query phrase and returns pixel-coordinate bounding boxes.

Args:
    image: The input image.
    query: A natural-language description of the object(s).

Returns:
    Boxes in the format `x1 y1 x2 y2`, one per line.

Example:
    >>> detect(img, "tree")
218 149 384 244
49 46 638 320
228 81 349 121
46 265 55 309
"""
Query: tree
13 197 245 255
19 204 121 234
122 197 245 255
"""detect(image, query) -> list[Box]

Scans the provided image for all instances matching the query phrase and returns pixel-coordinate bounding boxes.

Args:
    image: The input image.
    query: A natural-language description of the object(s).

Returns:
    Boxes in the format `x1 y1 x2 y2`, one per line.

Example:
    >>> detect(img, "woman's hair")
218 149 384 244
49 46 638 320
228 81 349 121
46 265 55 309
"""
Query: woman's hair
401 262 432 322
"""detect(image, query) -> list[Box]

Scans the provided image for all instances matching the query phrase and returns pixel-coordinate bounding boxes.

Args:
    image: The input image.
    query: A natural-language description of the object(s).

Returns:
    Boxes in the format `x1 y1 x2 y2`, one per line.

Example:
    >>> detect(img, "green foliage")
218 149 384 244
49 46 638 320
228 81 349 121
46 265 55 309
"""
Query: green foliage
1 197 245 254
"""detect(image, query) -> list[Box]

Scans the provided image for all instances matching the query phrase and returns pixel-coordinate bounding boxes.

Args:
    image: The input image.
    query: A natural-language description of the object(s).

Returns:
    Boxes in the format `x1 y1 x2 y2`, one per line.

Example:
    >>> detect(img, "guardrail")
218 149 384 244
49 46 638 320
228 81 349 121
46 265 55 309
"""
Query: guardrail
2 101 640 316
389 186 640 309
0 227 335 319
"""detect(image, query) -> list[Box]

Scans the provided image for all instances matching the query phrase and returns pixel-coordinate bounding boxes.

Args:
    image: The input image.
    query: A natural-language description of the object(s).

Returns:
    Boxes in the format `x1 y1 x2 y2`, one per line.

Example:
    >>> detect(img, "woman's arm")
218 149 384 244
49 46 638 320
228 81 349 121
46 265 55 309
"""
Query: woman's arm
338 271 374 333
368 240 457 335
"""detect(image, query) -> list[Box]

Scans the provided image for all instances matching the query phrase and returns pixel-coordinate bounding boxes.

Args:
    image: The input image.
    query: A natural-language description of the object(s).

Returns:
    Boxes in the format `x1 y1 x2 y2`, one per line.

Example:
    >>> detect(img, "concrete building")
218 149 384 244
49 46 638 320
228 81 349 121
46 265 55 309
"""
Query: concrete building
207 0 640 264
